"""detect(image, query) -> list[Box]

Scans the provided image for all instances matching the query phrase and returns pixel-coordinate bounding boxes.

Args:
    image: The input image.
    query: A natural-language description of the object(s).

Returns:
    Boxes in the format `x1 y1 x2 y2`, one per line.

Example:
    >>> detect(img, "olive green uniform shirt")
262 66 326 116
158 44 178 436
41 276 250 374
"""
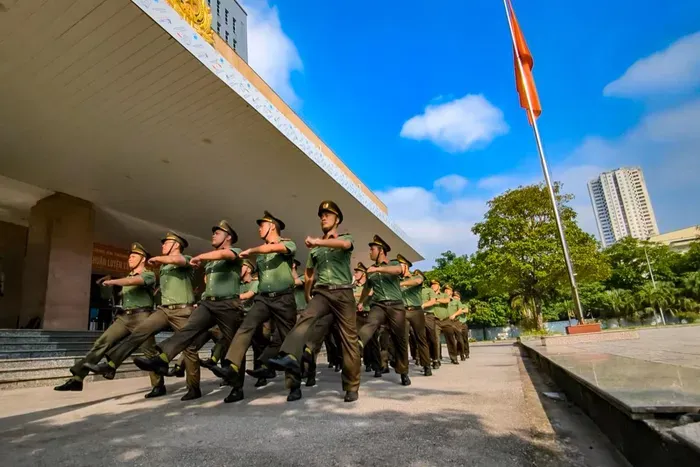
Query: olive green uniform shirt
422 287 437 314
121 271 156 310
202 247 243 299
306 233 354 286
256 240 297 293
354 283 372 309
159 256 195 305
401 273 424 308
294 278 307 311
240 279 259 312
457 302 468 324
366 260 403 302
433 292 451 320
447 298 460 319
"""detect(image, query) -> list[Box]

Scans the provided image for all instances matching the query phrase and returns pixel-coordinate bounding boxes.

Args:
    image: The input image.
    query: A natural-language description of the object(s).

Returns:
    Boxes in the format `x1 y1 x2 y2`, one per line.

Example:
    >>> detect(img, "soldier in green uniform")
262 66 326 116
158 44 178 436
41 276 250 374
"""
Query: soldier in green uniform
450 291 470 360
214 211 298 403
354 262 380 373
422 279 441 369
134 221 247 397
437 284 460 364
54 243 165 398
397 255 432 377
84 232 201 401
357 235 411 387
293 259 307 314
267 201 361 403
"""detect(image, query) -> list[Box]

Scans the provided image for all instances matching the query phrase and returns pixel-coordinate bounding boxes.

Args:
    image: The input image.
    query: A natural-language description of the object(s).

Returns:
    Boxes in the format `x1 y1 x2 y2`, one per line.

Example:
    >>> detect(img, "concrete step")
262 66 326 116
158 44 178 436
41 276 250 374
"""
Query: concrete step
0 342 99 352
0 329 104 338
0 336 99 344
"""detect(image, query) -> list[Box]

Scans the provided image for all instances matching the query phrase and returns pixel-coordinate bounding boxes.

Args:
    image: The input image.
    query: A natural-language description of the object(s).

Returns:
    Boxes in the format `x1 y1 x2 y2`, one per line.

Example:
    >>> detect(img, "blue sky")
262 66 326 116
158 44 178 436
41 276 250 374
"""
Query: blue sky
241 0 700 265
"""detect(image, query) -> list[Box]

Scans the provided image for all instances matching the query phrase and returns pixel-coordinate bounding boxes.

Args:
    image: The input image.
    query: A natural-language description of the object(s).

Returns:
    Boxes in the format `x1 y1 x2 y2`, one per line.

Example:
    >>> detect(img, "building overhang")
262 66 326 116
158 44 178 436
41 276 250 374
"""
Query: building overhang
0 0 422 264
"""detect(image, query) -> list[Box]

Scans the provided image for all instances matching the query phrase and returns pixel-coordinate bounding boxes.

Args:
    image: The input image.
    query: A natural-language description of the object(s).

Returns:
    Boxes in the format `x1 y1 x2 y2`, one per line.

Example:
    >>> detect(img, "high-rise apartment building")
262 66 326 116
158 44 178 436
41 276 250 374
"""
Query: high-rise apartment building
588 167 659 248
209 0 248 62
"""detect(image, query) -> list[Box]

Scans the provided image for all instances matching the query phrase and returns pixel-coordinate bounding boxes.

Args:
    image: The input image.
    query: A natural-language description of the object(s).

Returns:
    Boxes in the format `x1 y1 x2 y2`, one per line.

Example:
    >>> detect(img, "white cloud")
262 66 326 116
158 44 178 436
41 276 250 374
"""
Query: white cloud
400 94 509 152
604 31 700 97
241 0 303 106
433 174 468 194
473 98 700 241
377 185 485 267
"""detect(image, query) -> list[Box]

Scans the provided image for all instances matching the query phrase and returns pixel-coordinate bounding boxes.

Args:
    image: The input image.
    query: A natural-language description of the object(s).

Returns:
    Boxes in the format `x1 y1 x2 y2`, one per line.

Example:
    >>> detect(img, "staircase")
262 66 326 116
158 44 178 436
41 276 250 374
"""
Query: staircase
0 329 215 390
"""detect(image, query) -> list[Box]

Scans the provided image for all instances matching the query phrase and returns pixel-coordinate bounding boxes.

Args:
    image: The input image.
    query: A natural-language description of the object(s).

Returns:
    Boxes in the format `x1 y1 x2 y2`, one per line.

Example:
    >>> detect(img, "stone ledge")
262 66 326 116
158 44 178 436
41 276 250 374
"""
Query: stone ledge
540 329 640 346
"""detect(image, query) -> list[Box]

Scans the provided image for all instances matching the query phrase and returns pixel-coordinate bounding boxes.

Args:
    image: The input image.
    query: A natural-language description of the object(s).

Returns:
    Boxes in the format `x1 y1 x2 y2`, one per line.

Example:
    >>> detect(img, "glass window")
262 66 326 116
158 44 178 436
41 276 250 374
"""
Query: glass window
225 8 229 24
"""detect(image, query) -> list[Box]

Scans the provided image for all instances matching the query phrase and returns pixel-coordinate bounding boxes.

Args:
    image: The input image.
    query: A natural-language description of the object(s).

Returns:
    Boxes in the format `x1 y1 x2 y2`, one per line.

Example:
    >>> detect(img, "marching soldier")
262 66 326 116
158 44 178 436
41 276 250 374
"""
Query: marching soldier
133 221 246 397
357 235 411 387
354 263 380 373
293 259 307 315
437 284 460 364
213 211 298 403
54 243 165 398
267 201 361 403
397 255 432 376
422 279 441 369
450 291 470 360
84 232 201 401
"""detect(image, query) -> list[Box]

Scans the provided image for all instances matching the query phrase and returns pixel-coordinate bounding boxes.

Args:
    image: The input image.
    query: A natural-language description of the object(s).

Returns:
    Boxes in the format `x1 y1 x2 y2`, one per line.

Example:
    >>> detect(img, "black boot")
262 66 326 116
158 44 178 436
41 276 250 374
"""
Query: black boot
401 374 412 386
374 368 383 378
268 354 301 375
83 362 116 380
451 359 460 365
246 366 276 379
460 355 466 361
219 379 229 387
365 365 371 373
344 391 359 403
423 366 433 376
382 367 390 374
306 372 316 387
144 384 167 399
287 387 302 402
134 356 170 376
255 377 268 387
200 358 218 371
167 364 185 378
328 362 335 369
180 387 202 401
334 363 342 372
54 378 83 392
210 363 241 386
224 387 244 403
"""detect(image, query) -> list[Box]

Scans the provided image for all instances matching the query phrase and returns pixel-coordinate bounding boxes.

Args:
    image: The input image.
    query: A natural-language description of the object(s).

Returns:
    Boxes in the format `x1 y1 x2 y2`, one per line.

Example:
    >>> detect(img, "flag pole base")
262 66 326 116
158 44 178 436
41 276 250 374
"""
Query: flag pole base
566 323 602 335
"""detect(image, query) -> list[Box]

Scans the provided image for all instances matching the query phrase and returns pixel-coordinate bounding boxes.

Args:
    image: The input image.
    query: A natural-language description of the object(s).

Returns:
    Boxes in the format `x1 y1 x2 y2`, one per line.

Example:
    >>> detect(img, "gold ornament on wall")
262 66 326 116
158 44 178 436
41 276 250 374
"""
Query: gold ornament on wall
165 0 214 44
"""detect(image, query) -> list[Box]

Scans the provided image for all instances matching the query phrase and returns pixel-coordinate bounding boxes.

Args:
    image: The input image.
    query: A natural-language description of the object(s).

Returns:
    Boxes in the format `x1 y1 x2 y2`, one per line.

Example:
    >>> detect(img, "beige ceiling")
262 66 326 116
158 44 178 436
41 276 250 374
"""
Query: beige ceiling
0 0 422 265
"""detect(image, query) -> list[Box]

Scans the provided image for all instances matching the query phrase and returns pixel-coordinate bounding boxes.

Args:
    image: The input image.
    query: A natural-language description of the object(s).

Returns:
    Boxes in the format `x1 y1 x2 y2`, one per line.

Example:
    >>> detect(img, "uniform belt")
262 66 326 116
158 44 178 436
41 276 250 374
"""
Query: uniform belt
356 311 369 317
120 307 151 315
203 296 236 302
405 306 421 311
162 304 191 310
377 300 403 306
260 289 293 298
314 284 353 291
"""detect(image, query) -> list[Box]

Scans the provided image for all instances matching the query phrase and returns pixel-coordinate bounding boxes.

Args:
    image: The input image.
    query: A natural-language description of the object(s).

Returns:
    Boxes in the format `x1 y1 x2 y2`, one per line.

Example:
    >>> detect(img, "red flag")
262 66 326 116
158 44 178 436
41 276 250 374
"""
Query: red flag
508 0 541 123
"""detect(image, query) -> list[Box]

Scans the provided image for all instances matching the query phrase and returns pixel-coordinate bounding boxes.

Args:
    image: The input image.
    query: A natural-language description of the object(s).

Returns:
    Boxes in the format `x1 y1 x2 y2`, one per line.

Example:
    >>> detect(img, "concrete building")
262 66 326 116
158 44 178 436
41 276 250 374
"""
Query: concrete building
649 226 700 253
588 167 659 248
0 0 420 330
209 0 248 62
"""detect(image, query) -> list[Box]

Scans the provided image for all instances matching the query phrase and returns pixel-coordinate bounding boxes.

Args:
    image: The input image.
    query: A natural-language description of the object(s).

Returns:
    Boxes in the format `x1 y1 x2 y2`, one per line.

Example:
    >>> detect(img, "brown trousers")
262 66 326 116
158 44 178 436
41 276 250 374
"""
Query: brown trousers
423 313 440 363
70 311 162 387
225 292 297 388
106 305 200 390
358 300 408 375
405 307 431 367
436 318 459 360
455 321 470 358
355 312 381 369
281 288 360 392
158 299 245 374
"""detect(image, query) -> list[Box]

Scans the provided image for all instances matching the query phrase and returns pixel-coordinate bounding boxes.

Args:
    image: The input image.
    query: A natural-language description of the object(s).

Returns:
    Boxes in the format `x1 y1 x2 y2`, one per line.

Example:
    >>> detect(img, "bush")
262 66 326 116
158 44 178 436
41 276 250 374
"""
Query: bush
675 312 700 323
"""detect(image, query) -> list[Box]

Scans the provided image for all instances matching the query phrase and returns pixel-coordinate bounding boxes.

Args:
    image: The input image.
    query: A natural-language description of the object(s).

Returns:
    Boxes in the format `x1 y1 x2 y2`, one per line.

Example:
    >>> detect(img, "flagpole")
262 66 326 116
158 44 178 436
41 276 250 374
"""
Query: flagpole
501 0 585 324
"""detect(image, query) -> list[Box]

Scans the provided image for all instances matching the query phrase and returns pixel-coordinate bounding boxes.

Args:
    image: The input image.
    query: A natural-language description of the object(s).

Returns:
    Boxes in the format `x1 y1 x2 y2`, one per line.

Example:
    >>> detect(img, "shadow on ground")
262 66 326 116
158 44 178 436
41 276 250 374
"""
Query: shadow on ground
2 361 566 466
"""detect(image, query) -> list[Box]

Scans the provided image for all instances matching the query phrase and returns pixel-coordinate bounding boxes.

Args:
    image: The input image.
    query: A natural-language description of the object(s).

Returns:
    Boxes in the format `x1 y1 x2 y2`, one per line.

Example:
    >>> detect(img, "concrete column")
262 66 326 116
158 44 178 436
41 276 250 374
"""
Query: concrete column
0 221 28 328
20 194 95 330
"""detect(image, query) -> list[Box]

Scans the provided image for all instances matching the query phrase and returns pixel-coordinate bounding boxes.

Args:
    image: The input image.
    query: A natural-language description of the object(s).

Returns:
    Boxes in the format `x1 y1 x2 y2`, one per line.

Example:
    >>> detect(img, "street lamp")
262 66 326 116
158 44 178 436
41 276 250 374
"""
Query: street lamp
643 238 666 326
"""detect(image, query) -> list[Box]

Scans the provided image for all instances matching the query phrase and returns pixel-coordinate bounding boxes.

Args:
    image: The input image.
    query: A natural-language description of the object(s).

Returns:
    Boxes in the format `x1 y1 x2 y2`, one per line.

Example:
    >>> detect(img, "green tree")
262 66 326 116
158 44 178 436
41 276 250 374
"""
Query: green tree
604 237 681 290
472 183 610 330
682 271 700 300
635 282 674 321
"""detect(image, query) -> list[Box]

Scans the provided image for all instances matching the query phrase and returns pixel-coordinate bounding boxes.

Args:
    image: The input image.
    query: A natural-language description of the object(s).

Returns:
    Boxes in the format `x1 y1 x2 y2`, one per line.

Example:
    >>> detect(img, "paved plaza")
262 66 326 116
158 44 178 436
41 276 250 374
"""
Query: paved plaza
0 343 628 467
